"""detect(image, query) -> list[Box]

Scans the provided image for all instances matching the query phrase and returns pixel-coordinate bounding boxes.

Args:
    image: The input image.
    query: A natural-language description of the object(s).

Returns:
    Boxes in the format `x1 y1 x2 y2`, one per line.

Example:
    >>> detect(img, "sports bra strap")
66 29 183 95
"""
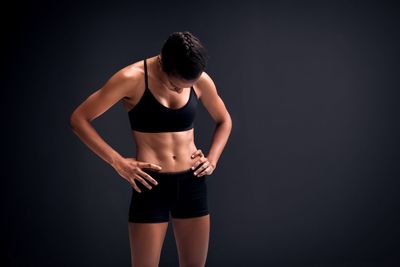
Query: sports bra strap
144 59 148 89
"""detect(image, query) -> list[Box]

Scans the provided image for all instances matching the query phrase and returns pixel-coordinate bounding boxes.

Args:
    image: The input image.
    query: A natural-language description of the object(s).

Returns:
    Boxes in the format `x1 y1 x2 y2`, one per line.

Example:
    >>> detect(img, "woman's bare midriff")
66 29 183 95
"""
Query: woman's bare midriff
132 128 199 173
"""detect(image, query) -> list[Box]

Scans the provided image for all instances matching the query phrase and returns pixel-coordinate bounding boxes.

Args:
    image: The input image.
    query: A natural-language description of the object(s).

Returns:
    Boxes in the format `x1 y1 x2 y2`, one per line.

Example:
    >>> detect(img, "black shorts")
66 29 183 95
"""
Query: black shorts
128 167 210 223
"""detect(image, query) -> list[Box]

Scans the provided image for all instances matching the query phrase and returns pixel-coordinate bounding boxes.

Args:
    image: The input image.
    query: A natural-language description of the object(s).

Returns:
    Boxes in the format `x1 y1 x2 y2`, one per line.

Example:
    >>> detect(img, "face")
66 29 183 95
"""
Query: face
166 74 199 93
158 55 200 92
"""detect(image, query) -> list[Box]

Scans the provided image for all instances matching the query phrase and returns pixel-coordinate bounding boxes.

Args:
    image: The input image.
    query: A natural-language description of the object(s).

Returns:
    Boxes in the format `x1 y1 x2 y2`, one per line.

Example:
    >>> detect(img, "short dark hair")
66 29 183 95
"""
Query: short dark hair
160 31 209 81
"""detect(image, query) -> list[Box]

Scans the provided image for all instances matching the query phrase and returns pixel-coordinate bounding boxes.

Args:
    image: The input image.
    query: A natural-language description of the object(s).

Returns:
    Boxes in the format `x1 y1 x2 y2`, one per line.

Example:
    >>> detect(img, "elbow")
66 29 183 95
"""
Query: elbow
227 113 233 127
69 111 82 131
216 114 232 129
224 113 233 127
69 114 77 131
70 109 93 132
226 117 233 132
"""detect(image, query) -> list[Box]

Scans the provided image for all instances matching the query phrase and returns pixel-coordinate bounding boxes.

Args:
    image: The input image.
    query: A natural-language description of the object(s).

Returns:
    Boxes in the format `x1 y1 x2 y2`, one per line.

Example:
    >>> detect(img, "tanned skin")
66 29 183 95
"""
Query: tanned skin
70 54 232 267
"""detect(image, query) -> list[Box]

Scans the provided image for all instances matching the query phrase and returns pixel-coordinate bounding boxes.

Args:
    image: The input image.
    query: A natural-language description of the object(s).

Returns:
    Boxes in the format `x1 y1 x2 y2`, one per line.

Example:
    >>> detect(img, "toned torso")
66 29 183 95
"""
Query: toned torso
121 55 202 173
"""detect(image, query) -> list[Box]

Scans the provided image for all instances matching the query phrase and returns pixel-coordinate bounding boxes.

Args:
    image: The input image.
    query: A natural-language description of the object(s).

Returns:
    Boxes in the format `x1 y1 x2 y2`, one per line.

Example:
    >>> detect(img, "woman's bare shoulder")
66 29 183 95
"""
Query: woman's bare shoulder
193 71 218 99
106 58 148 99
117 59 145 80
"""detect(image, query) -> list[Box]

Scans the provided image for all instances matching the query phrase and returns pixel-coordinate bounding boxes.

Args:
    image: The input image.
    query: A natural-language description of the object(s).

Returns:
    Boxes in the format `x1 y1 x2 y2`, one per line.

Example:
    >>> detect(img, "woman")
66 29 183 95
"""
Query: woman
70 31 232 267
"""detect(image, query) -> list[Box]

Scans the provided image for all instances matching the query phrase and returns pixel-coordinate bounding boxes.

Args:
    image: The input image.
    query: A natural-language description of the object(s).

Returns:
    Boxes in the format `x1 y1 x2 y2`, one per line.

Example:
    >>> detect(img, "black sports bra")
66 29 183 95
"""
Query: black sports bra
127 59 199 133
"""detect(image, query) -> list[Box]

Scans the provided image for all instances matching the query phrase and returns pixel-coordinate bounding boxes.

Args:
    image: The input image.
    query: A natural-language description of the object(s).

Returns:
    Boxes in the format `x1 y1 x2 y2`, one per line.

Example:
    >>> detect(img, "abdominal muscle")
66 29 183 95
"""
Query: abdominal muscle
132 128 199 173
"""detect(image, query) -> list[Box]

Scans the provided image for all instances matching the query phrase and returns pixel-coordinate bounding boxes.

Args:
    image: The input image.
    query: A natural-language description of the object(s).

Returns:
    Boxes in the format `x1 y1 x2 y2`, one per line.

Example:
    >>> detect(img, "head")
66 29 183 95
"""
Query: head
159 31 209 90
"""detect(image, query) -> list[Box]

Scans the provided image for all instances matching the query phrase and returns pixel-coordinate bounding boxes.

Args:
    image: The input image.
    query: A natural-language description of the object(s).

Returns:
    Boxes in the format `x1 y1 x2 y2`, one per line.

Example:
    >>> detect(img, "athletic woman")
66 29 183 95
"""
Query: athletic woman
70 31 232 267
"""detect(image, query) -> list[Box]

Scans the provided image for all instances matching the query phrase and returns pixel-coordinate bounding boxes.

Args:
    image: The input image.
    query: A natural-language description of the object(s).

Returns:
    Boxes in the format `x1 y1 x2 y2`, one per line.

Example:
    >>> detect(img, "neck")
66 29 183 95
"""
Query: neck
155 56 172 88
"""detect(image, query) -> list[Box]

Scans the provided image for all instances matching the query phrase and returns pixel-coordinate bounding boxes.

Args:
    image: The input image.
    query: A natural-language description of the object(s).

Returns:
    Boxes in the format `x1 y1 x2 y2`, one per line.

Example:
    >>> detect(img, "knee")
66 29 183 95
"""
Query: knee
132 264 158 267
180 263 205 267
132 261 159 267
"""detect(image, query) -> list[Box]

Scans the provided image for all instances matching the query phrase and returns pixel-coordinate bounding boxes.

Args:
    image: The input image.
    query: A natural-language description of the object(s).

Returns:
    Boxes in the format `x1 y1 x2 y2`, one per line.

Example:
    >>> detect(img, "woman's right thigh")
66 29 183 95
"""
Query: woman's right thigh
128 222 169 267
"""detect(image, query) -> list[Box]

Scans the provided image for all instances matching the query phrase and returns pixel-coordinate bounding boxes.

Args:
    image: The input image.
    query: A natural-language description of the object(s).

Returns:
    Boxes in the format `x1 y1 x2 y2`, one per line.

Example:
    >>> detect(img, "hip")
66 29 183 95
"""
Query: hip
132 167 208 200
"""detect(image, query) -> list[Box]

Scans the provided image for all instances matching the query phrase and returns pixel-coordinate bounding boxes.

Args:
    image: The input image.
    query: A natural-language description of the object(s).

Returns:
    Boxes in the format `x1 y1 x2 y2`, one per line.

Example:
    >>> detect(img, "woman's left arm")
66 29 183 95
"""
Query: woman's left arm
192 72 232 174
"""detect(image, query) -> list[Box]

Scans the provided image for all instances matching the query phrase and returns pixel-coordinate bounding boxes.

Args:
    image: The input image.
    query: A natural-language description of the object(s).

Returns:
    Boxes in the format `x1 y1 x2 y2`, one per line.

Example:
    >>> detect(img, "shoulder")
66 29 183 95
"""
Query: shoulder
112 60 144 85
193 71 218 99
103 59 146 98
192 70 230 124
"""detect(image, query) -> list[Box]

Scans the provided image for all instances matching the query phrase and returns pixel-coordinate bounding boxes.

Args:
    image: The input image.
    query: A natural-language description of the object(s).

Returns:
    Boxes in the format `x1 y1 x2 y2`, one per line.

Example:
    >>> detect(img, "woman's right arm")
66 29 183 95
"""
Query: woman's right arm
69 69 135 166
69 69 161 192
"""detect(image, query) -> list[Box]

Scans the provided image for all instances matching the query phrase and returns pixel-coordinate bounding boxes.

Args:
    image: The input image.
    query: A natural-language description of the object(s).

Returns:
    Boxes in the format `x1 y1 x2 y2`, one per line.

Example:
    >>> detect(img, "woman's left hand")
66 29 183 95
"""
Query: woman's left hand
191 149 216 177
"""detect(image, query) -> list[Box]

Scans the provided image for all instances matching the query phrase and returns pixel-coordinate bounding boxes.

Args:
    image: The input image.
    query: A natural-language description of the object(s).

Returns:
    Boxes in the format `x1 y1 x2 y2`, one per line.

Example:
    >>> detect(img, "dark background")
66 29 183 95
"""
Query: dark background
3 0 400 266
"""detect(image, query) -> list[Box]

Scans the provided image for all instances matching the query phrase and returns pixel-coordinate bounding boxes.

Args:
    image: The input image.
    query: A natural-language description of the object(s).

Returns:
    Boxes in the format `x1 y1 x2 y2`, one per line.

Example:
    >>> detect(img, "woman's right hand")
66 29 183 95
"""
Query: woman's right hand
111 157 162 193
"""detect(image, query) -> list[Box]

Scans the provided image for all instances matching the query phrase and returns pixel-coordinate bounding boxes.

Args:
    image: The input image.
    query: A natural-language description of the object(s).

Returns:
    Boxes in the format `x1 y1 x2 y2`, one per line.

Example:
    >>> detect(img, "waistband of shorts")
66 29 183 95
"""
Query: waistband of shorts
142 167 194 177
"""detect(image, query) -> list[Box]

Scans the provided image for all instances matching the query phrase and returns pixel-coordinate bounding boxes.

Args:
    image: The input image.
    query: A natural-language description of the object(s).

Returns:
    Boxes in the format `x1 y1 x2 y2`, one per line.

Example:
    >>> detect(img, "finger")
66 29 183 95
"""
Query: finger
128 177 142 193
195 162 210 176
197 166 212 177
191 149 203 159
137 169 159 186
191 157 207 170
137 162 162 171
193 161 208 175
134 173 153 190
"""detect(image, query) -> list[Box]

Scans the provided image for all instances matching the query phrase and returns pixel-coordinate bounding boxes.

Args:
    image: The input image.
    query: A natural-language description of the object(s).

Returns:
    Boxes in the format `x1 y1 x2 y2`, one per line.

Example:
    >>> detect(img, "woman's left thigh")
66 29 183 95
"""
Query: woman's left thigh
171 214 210 267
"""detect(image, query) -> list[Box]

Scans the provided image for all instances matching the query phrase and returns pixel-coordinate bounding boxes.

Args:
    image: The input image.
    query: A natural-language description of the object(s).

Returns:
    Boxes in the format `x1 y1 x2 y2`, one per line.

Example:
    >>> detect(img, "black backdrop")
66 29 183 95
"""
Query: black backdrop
3 0 400 266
